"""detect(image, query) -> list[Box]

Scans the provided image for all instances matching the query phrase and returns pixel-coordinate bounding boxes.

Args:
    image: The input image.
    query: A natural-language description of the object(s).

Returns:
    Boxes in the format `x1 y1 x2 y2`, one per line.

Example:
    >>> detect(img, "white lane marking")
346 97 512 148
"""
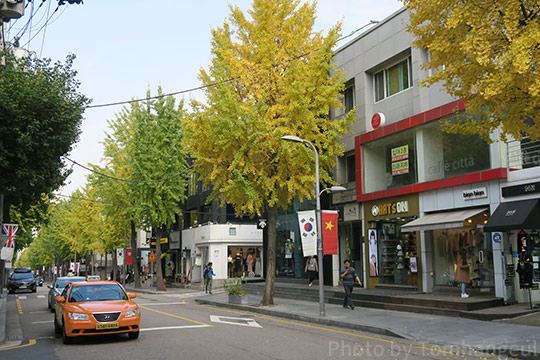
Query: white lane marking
137 302 188 306
37 295 45 299
32 320 54 324
210 315 262 328
18 296 27 300
140 325 210 332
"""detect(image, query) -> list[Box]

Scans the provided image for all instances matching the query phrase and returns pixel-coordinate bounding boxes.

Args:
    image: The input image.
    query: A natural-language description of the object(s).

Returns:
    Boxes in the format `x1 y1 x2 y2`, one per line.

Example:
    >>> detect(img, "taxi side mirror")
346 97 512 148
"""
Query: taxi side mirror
47 285 53 289
56 296 65 303
128 293 137 299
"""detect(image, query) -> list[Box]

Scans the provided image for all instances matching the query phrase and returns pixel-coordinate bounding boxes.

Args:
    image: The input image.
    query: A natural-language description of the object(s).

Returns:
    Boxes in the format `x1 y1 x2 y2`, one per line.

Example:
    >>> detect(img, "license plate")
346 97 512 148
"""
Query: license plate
96 323 119 330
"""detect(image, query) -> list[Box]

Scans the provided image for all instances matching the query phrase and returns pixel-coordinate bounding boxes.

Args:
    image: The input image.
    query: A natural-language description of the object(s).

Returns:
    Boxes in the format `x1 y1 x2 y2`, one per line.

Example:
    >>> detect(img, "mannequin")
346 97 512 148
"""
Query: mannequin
516 232 533 289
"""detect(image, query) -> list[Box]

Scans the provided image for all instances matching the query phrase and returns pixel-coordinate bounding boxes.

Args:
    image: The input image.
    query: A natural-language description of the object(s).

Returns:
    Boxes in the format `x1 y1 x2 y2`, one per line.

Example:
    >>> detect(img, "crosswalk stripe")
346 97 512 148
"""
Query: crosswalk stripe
36 295 45 299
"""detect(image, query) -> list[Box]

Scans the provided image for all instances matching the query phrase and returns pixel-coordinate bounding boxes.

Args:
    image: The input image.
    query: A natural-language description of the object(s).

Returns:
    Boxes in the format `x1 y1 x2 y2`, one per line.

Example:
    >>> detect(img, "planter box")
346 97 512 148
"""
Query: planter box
228 294 249 304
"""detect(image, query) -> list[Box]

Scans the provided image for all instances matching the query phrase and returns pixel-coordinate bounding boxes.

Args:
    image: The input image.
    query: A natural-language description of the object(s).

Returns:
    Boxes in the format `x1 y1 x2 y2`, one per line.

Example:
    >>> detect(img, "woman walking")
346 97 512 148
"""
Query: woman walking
455 250 471 298
305 256 318 287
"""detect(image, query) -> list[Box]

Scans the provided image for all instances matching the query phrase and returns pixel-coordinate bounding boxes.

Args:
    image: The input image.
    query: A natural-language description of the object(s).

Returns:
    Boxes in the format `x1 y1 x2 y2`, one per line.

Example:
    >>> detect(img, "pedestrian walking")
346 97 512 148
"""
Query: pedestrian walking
204 262 216 294
455 250 471 298
340 259 362 310
304 256 318 287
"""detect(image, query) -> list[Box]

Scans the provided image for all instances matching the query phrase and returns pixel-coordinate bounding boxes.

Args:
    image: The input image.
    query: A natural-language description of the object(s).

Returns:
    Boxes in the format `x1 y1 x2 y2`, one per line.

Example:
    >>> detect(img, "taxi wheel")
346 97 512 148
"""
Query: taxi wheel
128 331 139 340
62 320 73 344
54 315 61 334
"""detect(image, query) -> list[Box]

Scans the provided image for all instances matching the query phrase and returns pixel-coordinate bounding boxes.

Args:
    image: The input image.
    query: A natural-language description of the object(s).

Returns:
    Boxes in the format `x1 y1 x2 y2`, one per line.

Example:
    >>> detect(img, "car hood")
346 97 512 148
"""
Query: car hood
69 301 137 313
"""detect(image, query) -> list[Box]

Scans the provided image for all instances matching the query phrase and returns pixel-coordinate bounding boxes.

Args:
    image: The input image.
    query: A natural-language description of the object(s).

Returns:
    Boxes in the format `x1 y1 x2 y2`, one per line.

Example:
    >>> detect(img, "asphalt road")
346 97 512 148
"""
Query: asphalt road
1 286 507 360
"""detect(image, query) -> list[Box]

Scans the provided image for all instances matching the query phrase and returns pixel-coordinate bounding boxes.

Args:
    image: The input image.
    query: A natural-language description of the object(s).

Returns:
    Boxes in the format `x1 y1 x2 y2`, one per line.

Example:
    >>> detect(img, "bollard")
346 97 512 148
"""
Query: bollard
163 279 167 292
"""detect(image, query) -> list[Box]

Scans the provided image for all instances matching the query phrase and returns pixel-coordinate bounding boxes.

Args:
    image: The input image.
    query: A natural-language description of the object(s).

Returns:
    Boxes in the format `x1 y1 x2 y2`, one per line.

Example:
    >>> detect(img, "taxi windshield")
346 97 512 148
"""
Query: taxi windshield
68 284 128 302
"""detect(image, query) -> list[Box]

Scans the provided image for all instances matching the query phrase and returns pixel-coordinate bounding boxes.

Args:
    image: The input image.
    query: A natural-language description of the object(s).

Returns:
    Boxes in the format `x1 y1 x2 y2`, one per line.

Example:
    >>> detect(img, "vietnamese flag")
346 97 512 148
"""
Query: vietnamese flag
126 249 133 265
322 210 339 255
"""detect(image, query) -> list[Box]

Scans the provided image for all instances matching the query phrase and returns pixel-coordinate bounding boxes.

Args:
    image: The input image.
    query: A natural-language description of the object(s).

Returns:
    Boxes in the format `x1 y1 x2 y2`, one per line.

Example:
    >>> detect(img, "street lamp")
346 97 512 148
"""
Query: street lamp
281 135 346 316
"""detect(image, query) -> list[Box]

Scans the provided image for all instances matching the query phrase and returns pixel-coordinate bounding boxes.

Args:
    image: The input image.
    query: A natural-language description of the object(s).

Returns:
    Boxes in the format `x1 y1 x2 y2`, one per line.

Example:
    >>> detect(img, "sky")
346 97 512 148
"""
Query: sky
5 0 403 196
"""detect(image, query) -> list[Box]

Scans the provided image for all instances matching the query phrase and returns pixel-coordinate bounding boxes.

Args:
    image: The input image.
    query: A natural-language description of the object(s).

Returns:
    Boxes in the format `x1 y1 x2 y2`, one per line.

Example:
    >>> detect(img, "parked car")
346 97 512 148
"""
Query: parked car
35 277 44 287
54 281 140 344
8 268 37 294
48 276 86 312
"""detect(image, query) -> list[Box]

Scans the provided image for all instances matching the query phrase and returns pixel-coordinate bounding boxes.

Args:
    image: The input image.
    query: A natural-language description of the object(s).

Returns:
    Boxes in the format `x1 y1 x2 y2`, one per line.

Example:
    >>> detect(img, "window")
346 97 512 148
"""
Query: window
374 57 411 102
343 79 355 113
346 153 356 183
229 227 237 236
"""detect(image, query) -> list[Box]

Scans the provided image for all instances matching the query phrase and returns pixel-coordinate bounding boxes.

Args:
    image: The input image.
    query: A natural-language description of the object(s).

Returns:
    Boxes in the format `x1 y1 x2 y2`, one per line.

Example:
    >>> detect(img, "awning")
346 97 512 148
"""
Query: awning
400 208 488 232
483 199 540 232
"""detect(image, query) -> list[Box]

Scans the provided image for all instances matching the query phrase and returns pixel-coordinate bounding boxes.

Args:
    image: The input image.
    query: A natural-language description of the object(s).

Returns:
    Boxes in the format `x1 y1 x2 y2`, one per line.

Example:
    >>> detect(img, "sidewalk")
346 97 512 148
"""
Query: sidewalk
195 293 540 359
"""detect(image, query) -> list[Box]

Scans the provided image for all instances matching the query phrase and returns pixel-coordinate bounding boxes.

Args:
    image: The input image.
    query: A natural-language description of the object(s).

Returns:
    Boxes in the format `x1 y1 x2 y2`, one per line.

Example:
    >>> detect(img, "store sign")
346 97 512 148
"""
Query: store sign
502 181 540 197
462 187 488 200
371 112 386 129
344 203 360 221
371 201 409 217
391 145 409 176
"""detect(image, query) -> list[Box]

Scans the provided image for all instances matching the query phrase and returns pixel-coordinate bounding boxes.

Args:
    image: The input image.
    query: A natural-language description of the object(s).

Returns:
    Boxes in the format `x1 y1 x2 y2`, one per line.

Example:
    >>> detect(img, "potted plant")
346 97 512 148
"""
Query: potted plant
223 278 249 304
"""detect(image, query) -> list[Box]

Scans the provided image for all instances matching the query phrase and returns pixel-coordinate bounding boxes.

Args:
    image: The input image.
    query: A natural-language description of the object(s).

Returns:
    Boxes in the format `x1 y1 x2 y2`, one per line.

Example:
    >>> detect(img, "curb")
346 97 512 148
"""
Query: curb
195 298 540 360
0 289 6 344
194 298 406 339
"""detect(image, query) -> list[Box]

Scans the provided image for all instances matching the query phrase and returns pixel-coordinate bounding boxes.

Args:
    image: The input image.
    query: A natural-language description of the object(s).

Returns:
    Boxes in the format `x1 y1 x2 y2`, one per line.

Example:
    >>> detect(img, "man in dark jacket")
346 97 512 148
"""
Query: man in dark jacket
340 259 362 310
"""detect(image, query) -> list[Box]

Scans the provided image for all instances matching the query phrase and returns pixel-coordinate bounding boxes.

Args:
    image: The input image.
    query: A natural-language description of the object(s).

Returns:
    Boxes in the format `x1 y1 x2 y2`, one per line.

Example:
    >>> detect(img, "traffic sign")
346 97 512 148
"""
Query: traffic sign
148 251 156 263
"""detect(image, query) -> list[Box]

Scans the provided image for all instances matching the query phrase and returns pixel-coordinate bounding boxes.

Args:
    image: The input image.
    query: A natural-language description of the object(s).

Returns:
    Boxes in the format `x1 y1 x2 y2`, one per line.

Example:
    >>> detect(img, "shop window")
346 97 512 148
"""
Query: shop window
374 57 411 102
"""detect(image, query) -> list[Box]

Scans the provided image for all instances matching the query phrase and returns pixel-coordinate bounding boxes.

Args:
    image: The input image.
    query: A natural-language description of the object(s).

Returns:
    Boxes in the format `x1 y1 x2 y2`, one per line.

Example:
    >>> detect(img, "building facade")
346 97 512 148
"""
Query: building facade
330 7 540 304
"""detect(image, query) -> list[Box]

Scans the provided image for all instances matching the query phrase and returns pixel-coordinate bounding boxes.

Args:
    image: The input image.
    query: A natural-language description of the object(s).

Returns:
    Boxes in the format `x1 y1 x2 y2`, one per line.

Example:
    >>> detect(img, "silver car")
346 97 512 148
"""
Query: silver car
47 276 86 312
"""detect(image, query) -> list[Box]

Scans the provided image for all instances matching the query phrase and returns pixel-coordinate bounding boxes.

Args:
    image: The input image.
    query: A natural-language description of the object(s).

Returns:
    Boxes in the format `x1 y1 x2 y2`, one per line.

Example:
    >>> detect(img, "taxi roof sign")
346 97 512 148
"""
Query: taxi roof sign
86 275 101 281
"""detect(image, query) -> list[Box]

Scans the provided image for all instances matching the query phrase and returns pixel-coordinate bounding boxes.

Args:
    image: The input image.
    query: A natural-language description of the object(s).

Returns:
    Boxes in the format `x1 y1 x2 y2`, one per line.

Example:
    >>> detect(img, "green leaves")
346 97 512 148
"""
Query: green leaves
0 53 89 215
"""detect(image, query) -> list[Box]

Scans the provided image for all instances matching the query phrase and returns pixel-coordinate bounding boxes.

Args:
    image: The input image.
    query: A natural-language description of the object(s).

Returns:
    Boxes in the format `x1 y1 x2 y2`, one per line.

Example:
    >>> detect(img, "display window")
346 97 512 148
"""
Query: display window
430 228 494 292
375 220 418 285
227 247 262 278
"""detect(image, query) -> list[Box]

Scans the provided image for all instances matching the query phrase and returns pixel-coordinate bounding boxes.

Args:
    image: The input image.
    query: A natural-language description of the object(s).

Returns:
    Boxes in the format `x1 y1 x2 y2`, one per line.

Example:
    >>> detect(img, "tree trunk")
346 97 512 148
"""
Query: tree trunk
155 227 164 291
261 205 277 305
131 221 142 289
113 250 117 282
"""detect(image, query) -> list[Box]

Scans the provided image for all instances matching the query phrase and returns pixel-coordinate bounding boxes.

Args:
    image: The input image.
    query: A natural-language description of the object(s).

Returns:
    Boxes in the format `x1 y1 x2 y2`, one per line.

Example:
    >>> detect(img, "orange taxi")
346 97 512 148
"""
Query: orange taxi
54 280 140 344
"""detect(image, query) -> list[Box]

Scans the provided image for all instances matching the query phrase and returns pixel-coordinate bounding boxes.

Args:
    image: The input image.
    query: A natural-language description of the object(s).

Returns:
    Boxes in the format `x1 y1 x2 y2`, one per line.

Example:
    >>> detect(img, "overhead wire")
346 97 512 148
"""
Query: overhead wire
22 3 61 48
39 0 52 58
83 20 380 110
63 157 193 183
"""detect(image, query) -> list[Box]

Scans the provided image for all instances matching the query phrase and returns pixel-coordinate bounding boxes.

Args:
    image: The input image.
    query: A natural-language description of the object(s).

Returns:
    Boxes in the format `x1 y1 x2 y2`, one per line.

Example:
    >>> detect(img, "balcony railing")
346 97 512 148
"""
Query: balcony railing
507 137 540 171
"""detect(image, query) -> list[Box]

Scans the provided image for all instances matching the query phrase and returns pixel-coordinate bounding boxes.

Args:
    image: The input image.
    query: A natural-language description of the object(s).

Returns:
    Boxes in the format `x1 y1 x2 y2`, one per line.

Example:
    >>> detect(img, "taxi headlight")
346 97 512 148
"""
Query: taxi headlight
68 312 89 321
125 308 140 318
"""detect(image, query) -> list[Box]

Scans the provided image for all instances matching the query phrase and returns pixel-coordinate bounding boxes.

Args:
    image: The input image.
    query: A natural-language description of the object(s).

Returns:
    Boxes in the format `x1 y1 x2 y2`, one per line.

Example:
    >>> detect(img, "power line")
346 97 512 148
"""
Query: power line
54 193 182 212
85 79 235 109
83 21 379 110
39 0 52 58
63 156 193 183
22 3 60 49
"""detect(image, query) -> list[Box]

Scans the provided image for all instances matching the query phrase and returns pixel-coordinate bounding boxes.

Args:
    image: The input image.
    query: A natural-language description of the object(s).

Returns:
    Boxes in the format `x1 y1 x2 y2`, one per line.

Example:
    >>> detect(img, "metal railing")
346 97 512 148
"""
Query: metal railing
506 138 540 171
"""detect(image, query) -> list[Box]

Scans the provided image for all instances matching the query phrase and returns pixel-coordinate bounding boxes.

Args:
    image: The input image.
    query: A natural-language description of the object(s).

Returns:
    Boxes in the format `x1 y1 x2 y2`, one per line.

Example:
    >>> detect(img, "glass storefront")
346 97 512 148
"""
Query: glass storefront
429 227 494 293
375 220 418 285
227 246 263 278
364 194 421 289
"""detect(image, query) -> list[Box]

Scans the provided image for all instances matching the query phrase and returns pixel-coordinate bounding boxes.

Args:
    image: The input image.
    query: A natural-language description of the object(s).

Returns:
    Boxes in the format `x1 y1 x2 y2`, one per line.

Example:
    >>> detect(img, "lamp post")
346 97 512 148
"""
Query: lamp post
281 135 346 316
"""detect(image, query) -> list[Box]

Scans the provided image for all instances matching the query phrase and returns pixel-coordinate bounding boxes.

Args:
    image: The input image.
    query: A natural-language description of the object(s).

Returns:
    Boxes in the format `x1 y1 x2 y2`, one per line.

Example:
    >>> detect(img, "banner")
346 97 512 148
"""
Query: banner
126 248 133 265
1 224 18 261
321 211 338 255
298 210 317 257
116 248 124 266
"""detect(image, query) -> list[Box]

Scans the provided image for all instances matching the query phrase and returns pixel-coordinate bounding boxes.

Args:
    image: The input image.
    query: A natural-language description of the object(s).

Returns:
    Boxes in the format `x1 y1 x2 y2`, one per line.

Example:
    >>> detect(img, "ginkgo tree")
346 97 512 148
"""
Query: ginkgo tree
402 0 540 140
182 0 354 305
